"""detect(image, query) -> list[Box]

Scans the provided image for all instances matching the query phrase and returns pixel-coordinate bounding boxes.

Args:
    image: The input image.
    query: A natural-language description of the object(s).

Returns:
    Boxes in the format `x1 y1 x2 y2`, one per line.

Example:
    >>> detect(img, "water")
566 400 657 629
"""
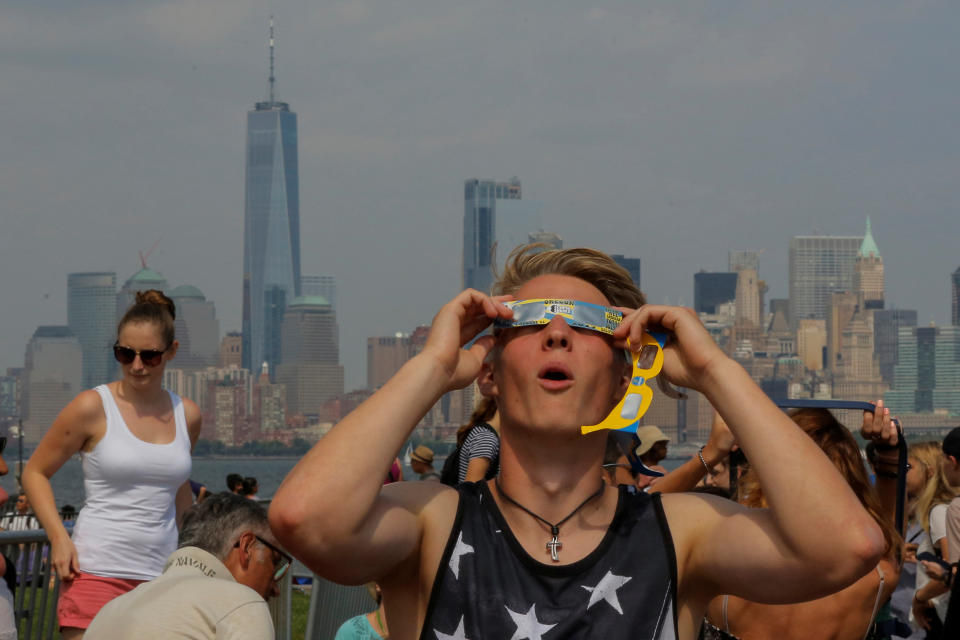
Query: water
0 455 689 509
0 456 302 508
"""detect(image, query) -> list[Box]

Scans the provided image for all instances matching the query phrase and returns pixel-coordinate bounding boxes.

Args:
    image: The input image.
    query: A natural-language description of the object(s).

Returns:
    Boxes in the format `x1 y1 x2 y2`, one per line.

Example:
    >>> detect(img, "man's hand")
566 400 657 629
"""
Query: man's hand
613 305 726 393
420 290 513 391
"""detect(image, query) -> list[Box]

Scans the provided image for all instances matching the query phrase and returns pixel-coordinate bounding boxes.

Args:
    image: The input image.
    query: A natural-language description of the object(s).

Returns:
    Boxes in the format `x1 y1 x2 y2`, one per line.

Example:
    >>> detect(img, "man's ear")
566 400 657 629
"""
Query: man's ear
477 359 498 398
235 531 256 570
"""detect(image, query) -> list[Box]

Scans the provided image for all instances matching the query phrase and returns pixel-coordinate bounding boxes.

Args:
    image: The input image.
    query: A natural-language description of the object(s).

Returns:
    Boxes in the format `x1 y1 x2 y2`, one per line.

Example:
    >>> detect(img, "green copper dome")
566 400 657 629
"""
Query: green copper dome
126 267 166 284
859 217 881 258
288 295 331 308
169 285 205 300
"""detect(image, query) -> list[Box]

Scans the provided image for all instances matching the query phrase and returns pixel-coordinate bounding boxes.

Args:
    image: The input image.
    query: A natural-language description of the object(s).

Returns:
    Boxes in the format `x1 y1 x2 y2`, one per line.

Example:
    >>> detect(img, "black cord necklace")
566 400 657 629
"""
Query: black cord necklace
494 477 606 562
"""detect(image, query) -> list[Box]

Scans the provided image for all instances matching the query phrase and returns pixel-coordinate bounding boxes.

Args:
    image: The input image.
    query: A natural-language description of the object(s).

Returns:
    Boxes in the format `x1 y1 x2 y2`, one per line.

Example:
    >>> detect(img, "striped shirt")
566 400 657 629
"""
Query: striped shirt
457 425 500 483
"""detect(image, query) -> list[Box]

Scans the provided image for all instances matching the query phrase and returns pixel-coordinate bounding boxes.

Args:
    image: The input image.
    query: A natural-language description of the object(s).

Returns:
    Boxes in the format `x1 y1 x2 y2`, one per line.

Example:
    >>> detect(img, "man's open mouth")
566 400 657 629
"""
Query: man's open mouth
538 364 574 385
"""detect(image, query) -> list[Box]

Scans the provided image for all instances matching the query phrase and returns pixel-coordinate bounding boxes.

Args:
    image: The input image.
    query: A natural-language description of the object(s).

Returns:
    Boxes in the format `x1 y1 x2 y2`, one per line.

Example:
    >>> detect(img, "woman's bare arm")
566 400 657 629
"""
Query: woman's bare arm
22 390 103 579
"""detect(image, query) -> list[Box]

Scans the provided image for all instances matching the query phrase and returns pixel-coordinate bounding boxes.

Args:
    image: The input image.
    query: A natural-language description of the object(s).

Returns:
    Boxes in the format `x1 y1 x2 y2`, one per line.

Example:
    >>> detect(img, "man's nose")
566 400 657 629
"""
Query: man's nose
541 316 573 350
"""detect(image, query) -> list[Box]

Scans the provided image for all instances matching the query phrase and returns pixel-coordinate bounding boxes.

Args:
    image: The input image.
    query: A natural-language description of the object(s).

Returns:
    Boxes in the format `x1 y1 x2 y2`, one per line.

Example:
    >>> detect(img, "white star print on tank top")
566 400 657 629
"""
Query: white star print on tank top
420 482 678 640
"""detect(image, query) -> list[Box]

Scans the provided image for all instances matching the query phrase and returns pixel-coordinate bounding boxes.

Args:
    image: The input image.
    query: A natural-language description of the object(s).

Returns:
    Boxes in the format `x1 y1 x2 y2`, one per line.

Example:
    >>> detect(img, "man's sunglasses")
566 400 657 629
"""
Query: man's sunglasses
601 462 637 479
113 344 168 367
0 437 6 455
255 535 293 582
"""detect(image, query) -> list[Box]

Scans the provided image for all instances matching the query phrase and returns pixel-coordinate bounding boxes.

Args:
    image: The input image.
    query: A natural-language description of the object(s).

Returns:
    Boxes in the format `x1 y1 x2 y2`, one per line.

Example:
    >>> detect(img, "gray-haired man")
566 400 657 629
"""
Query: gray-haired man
87 492 290 639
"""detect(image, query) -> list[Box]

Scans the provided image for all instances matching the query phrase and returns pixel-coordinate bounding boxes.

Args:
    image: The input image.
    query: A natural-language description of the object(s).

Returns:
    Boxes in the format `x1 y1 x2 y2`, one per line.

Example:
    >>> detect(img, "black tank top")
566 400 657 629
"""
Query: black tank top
421 482 679 639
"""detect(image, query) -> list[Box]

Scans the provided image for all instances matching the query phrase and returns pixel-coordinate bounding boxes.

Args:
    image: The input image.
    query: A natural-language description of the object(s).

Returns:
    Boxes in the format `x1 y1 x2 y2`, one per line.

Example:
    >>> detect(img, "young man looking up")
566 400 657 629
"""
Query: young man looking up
270 246 886 640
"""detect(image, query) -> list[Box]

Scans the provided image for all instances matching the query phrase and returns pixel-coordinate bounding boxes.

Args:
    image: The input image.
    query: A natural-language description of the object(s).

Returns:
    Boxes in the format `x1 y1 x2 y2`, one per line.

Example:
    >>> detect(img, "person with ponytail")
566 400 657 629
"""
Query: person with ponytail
23 290 202 639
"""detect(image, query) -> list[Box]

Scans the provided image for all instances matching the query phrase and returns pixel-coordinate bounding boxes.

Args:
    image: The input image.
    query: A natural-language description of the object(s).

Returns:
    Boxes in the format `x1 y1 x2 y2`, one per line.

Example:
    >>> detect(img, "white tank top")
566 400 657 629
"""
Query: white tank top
72 385 192 580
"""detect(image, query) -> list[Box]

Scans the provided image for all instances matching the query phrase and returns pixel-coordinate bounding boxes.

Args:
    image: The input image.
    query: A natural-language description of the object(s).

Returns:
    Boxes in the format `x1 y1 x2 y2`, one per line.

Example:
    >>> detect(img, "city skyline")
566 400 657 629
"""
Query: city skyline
3 3 960 391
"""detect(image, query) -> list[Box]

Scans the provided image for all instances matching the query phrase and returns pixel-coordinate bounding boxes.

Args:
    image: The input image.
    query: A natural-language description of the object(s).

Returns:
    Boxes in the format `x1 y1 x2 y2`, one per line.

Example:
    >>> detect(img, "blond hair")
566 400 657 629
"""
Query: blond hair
493 245 645 308
910 441 957 536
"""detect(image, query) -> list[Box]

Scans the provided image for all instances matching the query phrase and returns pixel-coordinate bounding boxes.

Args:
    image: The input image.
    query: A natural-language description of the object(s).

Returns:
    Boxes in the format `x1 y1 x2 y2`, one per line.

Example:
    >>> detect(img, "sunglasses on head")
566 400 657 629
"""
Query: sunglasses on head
113 344 168 367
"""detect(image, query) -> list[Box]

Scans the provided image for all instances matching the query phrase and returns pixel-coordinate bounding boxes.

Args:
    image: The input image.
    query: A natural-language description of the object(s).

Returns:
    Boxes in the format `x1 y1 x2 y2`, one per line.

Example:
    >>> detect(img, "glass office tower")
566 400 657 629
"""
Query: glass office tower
463 178 522 293
67 272 117 389
242 22 301 376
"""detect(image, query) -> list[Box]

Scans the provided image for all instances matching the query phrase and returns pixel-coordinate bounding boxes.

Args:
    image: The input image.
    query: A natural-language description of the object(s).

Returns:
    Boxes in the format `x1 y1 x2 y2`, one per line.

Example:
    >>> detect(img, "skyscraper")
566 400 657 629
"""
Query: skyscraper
68 272 117 389
169 285 220 370
694 272 738 315
952 266 960 326
728 250 762 273
873 309 917 384
242 18 301 376
610 255 641 290
22 326 82 443
853 217 884 309
301 275 336 310
276 296 343 419
885 325 960 415
463 178 521 292
788 234 862 328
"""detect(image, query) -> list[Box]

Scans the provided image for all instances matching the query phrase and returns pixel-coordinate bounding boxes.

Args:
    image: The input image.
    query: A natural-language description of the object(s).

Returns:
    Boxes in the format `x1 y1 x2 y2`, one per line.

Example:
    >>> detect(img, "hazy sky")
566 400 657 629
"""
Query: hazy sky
2 1 958 390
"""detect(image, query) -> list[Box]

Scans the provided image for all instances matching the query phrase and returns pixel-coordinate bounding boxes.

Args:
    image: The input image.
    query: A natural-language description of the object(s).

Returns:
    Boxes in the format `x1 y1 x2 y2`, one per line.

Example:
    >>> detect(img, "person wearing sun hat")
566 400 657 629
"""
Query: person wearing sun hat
410 445 440 481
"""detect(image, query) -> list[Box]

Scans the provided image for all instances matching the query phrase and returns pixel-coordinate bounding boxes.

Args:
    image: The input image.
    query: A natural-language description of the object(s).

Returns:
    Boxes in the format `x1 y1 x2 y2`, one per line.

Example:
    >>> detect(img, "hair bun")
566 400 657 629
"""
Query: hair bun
134 289 176 320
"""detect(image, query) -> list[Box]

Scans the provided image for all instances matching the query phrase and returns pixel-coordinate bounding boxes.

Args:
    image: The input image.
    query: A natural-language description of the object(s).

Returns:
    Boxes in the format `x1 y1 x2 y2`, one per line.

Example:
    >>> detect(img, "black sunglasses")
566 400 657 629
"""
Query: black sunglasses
254 535 293 582
601 462 637 479
113 344 168 367
0 437 5 455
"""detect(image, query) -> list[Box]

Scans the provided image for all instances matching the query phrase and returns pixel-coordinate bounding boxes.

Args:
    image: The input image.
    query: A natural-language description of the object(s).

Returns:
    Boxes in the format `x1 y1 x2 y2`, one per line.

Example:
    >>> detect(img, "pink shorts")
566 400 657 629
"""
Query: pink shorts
57 572 145 630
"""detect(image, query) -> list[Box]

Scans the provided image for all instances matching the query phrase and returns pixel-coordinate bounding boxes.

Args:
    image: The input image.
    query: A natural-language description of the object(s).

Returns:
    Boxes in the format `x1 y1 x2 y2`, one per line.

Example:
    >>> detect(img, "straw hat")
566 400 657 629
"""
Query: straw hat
411 445 435 465
634 425 669 456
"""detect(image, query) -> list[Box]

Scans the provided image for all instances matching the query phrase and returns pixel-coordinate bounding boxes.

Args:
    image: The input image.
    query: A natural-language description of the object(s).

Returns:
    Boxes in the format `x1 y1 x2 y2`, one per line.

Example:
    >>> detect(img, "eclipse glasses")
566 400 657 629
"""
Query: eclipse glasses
494 299 684 435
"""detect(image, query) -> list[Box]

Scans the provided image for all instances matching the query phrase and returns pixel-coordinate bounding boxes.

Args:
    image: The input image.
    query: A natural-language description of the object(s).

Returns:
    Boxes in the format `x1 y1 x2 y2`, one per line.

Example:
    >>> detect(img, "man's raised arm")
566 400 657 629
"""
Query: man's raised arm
615 306 886 606
269 291 511 584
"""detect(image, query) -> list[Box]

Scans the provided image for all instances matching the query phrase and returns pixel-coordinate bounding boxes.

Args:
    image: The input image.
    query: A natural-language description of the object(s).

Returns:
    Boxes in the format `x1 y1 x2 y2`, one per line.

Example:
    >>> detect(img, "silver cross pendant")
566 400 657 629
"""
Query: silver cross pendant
546 535 562 562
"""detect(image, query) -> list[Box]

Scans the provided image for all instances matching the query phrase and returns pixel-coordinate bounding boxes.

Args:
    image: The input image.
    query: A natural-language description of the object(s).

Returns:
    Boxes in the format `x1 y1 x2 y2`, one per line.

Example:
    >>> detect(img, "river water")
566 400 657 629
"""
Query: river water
0 454 687 509
0 456 301 508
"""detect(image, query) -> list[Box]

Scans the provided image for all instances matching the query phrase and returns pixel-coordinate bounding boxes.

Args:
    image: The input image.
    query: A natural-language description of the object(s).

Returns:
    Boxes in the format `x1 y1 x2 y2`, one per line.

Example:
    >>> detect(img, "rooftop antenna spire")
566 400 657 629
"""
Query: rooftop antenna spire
268 16 276 104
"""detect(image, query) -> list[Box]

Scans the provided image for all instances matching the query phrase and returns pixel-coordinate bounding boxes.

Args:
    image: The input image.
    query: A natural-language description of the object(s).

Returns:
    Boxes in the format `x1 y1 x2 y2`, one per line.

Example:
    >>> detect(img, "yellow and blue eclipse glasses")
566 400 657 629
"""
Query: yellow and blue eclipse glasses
494 298 623 335
493 299 671 435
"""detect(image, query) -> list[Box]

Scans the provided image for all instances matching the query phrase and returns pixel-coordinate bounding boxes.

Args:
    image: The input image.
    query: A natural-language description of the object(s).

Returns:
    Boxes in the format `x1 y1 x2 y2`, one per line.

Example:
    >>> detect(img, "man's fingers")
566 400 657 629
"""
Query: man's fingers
467 335 496 362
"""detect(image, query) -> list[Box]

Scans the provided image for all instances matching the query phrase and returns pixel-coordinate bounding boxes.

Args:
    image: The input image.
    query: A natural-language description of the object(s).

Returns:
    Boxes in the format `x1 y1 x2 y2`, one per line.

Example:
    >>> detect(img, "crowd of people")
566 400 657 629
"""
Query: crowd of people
4 245 960 640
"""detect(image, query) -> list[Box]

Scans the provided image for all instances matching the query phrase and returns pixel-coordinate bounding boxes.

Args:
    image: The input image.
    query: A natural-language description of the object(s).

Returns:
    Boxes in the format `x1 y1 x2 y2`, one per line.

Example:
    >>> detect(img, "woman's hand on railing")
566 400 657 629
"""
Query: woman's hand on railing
50 534 80 581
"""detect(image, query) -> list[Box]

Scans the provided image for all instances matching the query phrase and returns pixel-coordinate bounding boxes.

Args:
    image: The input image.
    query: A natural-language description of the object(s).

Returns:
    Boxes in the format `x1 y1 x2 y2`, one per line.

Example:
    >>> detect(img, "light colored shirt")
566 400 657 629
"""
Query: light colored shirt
85 546 274 640
74 385 192 580
334 614 386 640
946 497 960 564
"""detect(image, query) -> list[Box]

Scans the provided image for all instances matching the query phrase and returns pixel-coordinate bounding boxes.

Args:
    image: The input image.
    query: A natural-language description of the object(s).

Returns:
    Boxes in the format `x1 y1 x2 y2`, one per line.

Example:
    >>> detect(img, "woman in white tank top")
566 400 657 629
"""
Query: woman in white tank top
23 290 202 639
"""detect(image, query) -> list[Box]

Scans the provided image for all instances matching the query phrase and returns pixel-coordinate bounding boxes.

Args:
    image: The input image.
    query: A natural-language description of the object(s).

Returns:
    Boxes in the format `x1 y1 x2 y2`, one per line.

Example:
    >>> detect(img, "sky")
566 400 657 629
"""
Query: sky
2 1 958 390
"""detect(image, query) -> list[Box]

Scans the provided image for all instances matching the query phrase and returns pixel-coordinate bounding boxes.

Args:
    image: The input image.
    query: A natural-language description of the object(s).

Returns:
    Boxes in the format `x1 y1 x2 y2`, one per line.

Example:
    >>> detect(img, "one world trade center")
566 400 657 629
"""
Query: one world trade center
242 18 301 377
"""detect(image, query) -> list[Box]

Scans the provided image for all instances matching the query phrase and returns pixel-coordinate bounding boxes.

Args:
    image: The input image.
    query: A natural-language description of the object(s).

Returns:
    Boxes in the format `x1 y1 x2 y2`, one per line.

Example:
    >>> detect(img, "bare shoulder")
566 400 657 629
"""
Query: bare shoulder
67 389 107 426
380 480 461 578
382 480 460 530
180 397 202 433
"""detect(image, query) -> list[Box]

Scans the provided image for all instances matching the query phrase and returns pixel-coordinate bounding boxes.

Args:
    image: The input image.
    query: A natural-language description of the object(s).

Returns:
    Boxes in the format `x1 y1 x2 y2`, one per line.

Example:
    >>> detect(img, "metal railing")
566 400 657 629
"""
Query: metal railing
0 529 61 640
